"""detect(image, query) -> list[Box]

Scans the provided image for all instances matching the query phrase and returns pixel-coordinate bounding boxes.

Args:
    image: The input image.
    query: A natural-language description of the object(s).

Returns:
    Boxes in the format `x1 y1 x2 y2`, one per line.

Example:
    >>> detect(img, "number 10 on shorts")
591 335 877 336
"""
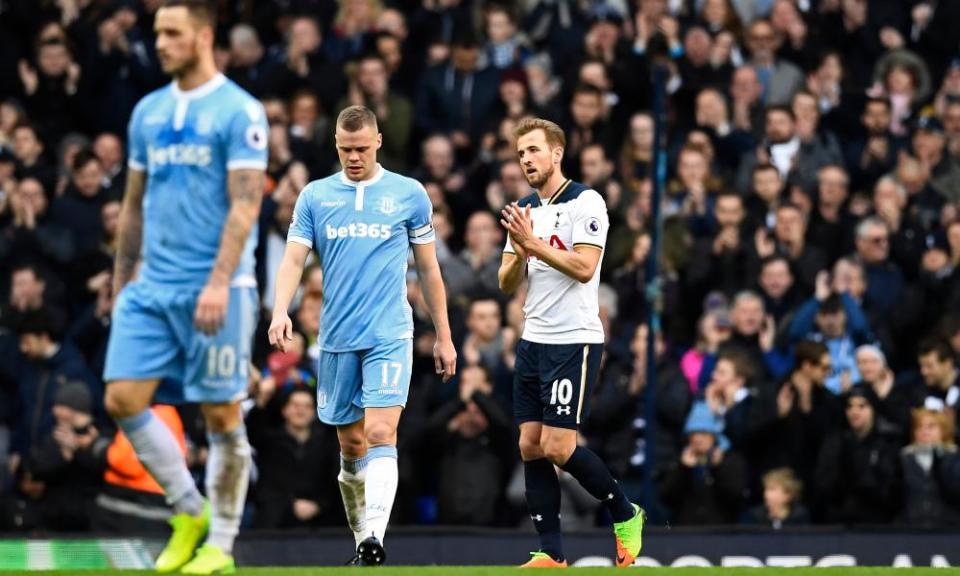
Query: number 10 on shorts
550 378 573 406
207 345 237 378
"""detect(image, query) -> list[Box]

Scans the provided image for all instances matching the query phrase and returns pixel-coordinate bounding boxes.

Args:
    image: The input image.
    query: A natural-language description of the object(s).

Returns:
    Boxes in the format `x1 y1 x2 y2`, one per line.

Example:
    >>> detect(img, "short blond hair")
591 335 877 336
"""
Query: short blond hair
337 105 378 132
514 117 566 149
762 468 802 500
912 408 956 447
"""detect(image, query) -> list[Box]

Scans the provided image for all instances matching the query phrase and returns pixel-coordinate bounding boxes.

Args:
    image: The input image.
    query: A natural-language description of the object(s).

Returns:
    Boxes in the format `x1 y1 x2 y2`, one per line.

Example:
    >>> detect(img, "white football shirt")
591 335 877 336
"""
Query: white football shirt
504 179 609 345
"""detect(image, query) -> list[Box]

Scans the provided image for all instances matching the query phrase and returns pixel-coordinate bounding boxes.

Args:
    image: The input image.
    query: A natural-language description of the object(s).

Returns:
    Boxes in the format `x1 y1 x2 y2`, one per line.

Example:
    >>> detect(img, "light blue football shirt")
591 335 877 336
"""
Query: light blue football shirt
287 165 435 352
126 73 268 287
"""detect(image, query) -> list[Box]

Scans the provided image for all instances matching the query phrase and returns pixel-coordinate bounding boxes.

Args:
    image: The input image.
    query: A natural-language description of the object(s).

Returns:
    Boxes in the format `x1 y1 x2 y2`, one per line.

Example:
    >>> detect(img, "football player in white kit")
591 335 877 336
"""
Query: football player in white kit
499 118 645 568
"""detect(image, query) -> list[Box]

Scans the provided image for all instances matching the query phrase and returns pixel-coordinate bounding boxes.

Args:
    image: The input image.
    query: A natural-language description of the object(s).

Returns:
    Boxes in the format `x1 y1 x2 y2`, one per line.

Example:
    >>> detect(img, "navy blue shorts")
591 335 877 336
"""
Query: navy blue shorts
513 339 603 430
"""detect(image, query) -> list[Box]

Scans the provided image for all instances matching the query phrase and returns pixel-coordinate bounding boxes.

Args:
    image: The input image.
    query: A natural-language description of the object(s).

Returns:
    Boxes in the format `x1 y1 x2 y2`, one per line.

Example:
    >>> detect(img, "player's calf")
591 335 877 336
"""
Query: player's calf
559 445 635 523
338 455 368 547
115 407 205 517
523 457 565 564
363 444 398 543
204 423 251 554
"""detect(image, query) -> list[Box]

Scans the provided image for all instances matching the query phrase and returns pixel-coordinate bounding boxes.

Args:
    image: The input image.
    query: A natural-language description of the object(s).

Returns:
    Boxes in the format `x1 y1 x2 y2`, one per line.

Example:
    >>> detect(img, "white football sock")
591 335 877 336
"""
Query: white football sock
364 445 398 544
116 409 204 516
339 454 368 548
205 424 252 553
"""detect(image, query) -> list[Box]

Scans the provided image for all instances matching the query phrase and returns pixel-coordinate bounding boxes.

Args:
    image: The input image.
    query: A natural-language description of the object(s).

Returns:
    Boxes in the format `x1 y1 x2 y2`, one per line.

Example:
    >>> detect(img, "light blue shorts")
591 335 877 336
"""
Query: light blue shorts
317 338 413 426
103 281 258 404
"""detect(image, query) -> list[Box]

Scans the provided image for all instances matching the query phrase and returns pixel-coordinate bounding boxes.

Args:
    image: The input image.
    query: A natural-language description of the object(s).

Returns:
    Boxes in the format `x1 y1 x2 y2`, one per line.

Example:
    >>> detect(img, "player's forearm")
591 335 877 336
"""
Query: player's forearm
210 170 264 286
272 248 306 316
498 254 525 294
209 206 259 285
418 262 453 341
113 204 143 293
525 239 597 283
112 170 145 295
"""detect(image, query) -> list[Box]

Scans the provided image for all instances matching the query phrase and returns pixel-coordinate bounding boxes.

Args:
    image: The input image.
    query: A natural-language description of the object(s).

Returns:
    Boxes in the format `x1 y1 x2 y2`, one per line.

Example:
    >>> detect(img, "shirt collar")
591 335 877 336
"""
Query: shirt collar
340 163 385 187
171 73 227 100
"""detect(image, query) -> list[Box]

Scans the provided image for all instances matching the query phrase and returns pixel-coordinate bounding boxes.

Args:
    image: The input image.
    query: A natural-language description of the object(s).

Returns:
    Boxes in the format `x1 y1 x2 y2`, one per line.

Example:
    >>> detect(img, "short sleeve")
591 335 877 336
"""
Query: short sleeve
503 233 515 254
126 100 147 171
407 181 436 245
225 99 268 171
571 190 609 250
287 185 315 248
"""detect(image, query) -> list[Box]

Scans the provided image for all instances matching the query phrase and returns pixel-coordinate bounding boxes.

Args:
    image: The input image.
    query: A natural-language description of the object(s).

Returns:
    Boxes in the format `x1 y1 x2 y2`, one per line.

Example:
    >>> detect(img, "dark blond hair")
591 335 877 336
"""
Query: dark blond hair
162 0 216 29
912 408 956 447
762 467 802 500
337 105 378 132
514 117 566 149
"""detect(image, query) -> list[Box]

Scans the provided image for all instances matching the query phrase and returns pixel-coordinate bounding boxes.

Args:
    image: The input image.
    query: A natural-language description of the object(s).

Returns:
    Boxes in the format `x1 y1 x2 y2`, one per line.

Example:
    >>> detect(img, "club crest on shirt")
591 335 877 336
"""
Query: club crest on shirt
379 196 397 215
585 217 601 235
196 112 214 135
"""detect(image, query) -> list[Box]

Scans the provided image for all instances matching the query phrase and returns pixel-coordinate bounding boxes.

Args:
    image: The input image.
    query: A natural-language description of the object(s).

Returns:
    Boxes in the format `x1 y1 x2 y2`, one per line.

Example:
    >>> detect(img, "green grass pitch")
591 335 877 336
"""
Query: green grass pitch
4 568 960 575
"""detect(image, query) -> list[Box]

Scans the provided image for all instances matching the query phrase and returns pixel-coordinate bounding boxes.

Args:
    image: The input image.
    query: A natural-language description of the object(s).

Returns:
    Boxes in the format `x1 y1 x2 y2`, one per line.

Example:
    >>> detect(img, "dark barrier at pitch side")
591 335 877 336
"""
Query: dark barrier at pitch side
230 527 960 567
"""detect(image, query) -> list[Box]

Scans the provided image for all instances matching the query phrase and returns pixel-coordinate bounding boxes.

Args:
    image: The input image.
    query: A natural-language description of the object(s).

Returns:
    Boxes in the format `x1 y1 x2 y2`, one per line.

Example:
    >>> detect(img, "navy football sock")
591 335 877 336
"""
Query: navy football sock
560 446 634 523
523 458 564 562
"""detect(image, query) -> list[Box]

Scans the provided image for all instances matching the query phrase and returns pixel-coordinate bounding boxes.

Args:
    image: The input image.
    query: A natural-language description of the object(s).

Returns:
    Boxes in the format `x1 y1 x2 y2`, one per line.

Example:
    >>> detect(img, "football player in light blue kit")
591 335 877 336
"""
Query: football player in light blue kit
269 105 457 566
101 1 266 574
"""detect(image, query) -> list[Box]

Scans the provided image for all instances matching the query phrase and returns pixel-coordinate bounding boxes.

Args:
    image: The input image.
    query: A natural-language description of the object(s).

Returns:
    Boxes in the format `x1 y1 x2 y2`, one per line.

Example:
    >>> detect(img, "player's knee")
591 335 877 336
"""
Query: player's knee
518 435 544 461
338 434 366 459
201 403 242 434
103 386 148 419
364 421 397 448
540 436 574 466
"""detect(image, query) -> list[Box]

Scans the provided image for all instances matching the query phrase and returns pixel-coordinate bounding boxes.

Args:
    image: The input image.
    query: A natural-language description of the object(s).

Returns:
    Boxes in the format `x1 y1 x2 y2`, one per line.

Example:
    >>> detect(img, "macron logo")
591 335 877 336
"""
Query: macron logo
326 223 392 240
148 144 212 167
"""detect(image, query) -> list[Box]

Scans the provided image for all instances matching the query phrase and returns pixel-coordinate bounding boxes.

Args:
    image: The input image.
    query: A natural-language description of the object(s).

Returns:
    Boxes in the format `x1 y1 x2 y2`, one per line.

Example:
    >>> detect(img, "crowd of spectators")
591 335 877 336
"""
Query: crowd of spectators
1 0 960 533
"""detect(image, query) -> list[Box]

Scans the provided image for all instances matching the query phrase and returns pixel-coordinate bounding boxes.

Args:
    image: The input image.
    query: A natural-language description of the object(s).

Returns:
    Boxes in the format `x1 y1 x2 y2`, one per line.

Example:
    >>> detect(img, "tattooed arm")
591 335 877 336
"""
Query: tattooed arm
210 169 265 285
112 169 146 297
194 169 265 335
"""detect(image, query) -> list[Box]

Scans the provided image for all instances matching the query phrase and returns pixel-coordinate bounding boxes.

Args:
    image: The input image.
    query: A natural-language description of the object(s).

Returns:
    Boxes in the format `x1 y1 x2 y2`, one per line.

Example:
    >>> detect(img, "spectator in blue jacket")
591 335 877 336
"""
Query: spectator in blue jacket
788 272 874 394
